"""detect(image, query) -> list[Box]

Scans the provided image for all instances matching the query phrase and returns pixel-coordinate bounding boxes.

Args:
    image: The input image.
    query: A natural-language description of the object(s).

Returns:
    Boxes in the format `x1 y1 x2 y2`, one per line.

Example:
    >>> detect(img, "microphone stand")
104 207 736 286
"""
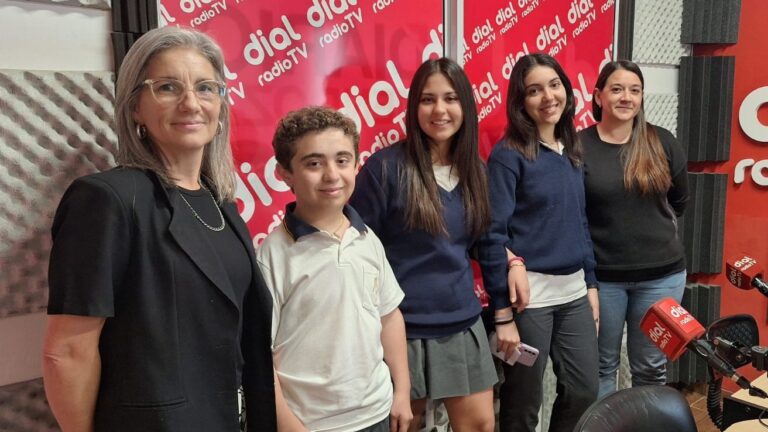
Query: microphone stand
705 338 768 430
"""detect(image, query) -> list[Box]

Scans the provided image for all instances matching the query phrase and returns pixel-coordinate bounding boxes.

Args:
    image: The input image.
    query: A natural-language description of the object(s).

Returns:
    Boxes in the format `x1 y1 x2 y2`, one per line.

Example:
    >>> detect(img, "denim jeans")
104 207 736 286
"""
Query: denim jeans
597 270 686 399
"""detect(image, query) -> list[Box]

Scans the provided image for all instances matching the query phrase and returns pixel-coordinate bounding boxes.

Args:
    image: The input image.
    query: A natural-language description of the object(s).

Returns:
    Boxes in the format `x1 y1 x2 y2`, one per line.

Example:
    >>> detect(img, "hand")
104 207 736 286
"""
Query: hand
508 265 530 313
495 321 521 361
587 288 599 332
389 391 413 432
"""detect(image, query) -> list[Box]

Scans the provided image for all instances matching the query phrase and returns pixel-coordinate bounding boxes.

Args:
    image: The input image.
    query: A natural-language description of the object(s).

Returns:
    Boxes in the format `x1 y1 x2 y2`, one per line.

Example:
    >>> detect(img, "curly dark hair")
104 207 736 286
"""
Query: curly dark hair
272 106 360 171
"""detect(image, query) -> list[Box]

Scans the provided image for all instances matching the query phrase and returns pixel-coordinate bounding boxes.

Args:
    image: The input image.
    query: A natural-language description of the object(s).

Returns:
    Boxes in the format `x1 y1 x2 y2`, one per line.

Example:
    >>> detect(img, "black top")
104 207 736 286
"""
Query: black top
48 168 276 432
177 186 252 304
581 124 688 282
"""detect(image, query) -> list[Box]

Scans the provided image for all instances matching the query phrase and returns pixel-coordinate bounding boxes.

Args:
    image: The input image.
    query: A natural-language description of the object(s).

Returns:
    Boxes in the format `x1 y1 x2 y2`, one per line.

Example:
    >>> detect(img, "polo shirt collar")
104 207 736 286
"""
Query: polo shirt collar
282 202 368 241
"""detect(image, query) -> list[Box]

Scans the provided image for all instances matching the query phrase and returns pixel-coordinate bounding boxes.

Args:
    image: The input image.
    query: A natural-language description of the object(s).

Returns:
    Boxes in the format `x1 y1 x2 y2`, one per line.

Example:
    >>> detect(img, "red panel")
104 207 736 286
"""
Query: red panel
462 0 616 158
692 0 768 385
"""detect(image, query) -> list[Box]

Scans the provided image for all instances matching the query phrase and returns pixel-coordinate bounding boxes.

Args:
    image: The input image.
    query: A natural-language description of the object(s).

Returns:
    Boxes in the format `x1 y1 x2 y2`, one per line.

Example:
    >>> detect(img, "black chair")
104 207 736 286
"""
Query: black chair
572 385 697 432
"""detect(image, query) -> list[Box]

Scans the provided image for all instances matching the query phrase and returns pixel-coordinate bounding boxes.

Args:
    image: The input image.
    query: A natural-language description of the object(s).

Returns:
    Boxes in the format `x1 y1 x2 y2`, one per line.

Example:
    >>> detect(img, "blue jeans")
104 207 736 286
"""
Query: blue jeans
597 270 686 399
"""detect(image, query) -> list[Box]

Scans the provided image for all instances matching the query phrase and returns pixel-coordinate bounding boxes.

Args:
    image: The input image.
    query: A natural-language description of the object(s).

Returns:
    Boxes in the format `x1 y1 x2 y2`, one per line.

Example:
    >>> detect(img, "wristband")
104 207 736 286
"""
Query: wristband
494 314 514 323
587 284 599 291
507 256 525 269
495 317 515 326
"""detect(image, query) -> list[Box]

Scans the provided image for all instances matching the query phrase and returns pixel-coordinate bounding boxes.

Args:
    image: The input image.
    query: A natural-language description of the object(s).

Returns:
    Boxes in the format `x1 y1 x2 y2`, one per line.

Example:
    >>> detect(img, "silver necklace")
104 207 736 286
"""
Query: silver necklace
177 183 226 232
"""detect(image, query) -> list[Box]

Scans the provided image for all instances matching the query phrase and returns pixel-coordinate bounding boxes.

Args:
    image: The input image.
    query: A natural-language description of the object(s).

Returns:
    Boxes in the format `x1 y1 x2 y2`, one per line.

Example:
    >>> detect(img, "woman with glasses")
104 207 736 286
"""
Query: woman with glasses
42 27 276 431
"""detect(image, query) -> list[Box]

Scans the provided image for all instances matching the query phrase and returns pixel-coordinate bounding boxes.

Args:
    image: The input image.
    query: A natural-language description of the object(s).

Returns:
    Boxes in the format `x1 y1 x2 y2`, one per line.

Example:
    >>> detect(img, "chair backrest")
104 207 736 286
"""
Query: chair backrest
572 385 697 432
707 314 759 368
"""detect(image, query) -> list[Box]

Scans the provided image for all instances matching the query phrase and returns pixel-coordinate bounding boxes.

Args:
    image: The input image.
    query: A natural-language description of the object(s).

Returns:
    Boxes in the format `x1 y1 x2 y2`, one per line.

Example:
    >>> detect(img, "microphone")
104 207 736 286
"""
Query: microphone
726 253 768 295
640 298 761 394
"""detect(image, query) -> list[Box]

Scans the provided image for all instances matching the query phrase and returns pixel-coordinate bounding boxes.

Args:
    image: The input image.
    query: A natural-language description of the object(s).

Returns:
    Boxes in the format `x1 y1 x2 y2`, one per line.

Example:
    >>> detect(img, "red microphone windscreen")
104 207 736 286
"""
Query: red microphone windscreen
640 297 705 361
726 254 762 290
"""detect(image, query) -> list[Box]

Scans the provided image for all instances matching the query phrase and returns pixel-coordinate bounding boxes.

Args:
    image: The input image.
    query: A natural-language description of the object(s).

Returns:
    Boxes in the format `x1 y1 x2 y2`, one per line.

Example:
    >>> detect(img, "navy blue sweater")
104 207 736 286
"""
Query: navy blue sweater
350 143 481 339
478 141 598 311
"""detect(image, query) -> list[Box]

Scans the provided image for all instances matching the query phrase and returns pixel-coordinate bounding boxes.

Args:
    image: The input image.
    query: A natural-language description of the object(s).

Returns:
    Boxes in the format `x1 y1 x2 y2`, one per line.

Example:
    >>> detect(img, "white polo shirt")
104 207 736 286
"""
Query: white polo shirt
256 204 404 432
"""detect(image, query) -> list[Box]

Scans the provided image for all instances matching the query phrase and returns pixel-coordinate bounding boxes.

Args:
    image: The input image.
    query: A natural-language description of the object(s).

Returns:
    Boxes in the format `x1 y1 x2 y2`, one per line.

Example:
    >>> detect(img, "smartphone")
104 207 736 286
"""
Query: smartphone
488 332 540 367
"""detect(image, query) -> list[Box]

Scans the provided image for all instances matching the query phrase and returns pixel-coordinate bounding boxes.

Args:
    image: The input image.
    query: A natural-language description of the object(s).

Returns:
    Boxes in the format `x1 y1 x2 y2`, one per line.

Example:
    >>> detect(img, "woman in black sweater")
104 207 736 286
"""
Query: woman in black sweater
580 60 688 399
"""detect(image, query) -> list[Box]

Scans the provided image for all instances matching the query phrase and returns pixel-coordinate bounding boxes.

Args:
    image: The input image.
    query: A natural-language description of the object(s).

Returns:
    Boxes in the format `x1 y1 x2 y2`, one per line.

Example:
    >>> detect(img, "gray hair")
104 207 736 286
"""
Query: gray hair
114 26 235 202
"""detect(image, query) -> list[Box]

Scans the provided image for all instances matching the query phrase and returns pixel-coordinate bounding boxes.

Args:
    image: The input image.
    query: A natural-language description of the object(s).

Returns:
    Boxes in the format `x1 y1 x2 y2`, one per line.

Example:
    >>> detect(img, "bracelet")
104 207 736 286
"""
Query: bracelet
494 314 514 323
508 262 525 268
507 256 525 269
495 317 515 326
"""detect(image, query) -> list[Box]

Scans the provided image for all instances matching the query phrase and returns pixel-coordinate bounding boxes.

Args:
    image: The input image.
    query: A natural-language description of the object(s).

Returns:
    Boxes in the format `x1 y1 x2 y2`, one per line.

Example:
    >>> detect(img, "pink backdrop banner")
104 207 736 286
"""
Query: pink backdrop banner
462 0 616 157
158 0 444 245
157 1 615 245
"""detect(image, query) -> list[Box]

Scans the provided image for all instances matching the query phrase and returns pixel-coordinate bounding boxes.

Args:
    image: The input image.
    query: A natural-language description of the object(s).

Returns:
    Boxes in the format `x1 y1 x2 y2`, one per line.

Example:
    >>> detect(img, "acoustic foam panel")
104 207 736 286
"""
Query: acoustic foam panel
682 0 741 44
0 70 116 319
682 173 727 275
678 56 735 162
633 0 690 65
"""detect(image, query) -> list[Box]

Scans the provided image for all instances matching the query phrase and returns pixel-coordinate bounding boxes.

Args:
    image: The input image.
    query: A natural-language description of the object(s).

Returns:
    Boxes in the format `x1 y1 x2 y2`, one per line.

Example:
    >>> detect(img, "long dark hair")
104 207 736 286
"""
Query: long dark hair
504 53 582 166
401 57 491 238
593 60 670 195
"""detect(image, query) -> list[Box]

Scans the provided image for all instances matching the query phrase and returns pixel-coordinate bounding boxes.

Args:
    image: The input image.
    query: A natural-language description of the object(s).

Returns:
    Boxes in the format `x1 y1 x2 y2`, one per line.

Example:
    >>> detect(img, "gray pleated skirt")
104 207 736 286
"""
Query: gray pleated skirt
407 317 498 400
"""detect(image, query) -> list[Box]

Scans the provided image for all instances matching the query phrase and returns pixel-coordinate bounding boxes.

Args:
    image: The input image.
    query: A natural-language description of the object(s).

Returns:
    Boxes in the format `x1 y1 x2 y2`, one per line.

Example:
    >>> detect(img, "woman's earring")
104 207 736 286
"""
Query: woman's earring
136 124 147 139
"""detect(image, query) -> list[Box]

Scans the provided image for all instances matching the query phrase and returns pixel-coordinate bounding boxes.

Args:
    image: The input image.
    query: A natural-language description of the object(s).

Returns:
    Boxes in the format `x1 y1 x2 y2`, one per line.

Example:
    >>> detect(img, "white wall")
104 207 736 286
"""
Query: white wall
0 0 112 71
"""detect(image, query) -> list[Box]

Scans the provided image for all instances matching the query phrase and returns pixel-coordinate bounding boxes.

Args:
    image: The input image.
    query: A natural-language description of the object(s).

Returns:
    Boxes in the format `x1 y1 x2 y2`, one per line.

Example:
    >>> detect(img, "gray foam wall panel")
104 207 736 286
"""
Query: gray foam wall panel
681 173 727 274
645 93 679 136
682 0 741 44
0 70 117 319
0 379 57 431
633 0 690 65
677 56 735 162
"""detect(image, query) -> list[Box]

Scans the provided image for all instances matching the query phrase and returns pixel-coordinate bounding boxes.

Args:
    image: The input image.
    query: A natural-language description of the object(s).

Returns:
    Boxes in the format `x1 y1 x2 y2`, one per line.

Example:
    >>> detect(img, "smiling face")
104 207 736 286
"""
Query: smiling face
417 72 464 150
277 128 357 218
523 65 567 130
133 47 221 163
595 68 643 124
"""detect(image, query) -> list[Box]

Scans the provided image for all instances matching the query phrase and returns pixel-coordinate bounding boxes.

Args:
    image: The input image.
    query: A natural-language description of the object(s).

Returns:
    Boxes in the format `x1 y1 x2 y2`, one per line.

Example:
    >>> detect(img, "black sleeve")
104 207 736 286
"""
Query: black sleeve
241 269 277 431
658 126 689 217
47 176 132 317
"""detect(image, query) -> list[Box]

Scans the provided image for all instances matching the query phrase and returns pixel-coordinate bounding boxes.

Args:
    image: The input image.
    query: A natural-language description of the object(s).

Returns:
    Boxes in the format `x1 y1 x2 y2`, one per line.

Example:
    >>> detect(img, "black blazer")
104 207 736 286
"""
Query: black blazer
48 167 276 431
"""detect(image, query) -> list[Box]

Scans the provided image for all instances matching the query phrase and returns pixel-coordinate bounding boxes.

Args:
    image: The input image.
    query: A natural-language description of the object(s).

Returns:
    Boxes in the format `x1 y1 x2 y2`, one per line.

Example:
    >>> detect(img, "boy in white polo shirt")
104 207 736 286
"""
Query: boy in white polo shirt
257 107 412 432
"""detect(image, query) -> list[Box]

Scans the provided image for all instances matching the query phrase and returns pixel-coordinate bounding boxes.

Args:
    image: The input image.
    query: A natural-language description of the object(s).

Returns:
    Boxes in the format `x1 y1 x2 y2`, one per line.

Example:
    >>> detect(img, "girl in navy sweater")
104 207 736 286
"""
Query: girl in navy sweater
478 53 599 432
351 58 496 432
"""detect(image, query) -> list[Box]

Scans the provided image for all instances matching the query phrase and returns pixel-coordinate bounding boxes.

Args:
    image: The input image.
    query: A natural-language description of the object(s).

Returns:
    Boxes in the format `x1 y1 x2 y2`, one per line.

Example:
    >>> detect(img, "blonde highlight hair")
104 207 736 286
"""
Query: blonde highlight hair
114 26 235 202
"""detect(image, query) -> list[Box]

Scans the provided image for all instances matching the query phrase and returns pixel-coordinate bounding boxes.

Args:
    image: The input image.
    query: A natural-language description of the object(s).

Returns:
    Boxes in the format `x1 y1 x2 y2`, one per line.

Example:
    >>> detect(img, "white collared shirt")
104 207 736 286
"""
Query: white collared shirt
257 221 404 431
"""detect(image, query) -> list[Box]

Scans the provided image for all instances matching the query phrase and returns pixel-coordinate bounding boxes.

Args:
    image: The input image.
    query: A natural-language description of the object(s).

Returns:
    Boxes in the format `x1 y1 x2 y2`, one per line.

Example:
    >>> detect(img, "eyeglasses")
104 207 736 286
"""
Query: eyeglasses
140 78 227 105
